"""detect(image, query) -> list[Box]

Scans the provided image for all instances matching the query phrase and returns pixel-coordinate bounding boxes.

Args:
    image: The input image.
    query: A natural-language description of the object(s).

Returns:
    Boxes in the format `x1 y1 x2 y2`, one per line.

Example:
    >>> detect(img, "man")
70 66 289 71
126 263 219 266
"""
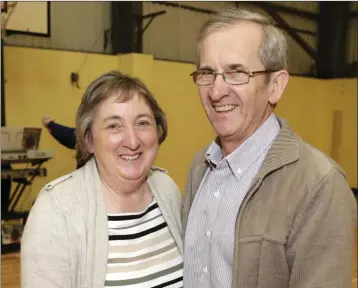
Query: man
42 116 83 168
42 116 76 150
182 7 357 288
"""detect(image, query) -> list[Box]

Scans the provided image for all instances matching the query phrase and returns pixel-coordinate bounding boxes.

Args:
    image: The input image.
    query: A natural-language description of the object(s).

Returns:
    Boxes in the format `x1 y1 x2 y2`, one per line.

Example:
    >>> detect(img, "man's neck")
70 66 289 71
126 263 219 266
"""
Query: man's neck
221 112 273 158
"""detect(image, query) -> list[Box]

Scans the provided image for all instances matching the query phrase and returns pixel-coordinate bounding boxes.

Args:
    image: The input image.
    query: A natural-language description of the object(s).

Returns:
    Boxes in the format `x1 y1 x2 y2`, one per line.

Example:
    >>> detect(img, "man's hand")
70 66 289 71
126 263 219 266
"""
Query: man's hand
42 116 53 127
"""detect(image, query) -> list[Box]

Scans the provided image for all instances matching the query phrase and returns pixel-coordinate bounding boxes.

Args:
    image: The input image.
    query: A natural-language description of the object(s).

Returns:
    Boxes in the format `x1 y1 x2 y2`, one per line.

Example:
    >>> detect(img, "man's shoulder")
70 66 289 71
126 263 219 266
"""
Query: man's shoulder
275 118 346 180
298 140 346 178
190 144 211 167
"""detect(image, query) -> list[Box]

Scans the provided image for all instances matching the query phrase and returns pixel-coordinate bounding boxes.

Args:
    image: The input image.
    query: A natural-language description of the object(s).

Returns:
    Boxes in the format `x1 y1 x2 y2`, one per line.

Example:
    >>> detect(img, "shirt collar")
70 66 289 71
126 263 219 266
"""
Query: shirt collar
206 113 281 178
205 138 222 169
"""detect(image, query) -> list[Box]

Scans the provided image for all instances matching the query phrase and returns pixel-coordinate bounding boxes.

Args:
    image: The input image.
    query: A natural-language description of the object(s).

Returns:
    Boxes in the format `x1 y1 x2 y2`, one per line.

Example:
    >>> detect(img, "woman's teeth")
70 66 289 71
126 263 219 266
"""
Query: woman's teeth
121 154 140 161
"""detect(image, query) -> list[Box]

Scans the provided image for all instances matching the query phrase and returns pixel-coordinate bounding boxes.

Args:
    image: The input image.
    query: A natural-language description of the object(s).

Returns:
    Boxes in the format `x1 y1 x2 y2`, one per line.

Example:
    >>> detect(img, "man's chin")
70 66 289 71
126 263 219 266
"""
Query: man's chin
214 126 237 140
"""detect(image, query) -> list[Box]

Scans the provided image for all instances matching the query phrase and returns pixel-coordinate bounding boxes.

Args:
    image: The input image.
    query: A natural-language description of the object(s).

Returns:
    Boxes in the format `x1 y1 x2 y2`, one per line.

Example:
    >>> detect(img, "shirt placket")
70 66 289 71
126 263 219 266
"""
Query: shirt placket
199 164 230 287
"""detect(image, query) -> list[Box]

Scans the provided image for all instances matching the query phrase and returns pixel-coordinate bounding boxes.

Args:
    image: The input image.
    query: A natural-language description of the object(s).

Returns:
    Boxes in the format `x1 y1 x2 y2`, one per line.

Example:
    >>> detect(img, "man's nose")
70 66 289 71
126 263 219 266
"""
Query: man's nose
209 74 230 101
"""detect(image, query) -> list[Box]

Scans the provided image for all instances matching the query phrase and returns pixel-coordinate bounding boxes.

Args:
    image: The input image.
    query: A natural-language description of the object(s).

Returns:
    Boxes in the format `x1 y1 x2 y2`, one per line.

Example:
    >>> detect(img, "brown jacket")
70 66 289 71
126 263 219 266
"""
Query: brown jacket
182 118 357 288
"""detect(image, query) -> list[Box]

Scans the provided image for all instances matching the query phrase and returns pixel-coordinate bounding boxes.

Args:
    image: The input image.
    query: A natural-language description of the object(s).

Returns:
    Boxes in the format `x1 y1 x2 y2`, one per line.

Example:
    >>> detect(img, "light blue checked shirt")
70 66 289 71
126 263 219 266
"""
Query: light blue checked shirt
184 113 280 288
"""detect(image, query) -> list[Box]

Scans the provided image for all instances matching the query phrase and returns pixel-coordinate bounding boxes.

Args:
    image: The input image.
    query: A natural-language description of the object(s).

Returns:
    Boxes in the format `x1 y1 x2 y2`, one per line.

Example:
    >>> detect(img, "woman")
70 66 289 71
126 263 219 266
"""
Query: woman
21 71 183 287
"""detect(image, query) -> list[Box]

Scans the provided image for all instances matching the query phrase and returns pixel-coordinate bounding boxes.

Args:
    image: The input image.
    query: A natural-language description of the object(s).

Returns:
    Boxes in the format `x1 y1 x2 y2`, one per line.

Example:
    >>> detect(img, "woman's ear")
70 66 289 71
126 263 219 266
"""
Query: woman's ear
268 70 289 105
85 131 94 154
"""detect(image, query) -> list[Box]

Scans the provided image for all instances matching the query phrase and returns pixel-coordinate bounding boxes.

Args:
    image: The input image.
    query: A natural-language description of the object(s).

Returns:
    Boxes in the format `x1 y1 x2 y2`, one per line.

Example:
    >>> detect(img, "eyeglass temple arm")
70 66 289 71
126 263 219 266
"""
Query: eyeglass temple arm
250 70 279 76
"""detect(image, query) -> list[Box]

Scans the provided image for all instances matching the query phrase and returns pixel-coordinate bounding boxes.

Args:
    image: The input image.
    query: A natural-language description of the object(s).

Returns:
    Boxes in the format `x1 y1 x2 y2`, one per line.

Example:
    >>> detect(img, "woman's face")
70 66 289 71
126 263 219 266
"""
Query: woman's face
87 93 159 183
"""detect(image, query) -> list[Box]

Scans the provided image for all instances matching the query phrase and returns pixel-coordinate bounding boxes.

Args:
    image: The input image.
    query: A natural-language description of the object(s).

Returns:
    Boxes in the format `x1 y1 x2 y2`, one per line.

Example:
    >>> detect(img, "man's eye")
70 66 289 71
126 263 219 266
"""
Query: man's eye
226 71 247 79
227 70 244 75
198 71 214 75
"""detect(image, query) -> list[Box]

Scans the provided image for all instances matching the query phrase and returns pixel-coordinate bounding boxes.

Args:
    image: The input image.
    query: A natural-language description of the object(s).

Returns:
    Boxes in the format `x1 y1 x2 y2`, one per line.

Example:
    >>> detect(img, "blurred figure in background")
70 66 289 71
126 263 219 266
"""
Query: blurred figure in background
42 116 76 150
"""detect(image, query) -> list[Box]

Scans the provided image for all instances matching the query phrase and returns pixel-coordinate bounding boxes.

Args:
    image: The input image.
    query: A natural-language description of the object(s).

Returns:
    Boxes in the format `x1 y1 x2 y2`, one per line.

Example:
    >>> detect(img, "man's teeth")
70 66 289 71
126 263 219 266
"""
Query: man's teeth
215 105 236 112
121 154 140 161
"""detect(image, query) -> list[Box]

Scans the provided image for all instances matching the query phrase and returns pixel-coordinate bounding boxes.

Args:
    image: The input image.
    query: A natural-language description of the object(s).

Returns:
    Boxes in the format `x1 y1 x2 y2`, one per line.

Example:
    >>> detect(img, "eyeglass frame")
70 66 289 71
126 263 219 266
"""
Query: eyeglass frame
190 69 279 86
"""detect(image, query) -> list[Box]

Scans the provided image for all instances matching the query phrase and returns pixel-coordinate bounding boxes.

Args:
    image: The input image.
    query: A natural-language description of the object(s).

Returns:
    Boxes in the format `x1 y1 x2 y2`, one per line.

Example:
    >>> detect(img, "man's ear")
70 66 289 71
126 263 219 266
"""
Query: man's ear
268 70 289 105
85 131 94 154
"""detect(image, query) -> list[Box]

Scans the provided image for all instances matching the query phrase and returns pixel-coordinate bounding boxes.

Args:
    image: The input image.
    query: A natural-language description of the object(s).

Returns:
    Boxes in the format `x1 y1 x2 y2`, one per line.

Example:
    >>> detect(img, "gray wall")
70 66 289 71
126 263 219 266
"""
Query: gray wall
4 1 357 75
348 2 358 64
142 1 318 75
5 2 112 54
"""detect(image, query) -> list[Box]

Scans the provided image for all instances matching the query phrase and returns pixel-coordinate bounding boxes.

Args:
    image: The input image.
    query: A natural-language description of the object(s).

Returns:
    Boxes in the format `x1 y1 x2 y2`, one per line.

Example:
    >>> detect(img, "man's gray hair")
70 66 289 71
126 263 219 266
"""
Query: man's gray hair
197 7 288 72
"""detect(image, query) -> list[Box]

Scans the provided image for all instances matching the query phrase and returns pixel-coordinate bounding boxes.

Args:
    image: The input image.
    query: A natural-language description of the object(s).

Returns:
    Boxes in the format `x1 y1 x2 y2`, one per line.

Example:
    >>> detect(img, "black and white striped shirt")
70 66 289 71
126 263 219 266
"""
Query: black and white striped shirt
105 198 183 288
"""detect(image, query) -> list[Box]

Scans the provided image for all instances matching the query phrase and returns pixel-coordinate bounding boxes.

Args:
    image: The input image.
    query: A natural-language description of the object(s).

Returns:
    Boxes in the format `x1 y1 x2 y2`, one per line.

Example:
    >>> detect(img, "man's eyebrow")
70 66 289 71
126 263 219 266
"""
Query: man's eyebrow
198 64 248 71
226 63 247 70
198 66 215 71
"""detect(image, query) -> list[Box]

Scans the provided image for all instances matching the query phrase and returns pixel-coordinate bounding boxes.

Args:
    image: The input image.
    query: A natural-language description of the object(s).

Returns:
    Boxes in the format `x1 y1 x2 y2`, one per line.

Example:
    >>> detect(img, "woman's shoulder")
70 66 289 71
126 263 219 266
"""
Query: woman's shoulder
148 166 182 198
43 173 74 192
44 167 84 192
149 166 176 186
37 167 86 208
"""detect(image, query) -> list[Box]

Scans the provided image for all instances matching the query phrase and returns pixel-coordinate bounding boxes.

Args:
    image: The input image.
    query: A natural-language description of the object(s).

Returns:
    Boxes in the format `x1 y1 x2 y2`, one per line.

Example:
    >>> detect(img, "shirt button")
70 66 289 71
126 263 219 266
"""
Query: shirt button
206 230 211 237
214 191 220 198
203 266 208 274
237 168 242 174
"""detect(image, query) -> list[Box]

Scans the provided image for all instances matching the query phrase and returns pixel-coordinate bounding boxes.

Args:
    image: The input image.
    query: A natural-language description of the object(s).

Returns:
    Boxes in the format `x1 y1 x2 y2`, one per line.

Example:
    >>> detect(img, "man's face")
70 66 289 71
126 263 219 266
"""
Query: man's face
198 21 275 153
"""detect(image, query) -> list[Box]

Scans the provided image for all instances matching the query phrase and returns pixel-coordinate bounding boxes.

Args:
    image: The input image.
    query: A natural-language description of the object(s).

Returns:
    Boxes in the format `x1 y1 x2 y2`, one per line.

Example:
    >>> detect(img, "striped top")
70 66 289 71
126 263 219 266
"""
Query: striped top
184 114 281 288
105 198 183 288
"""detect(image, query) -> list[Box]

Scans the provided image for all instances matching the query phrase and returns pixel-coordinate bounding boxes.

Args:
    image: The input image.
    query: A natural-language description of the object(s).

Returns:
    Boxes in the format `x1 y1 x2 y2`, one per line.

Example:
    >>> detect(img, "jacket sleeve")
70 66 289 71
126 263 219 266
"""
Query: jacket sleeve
287 169 357 288
47 121 76 150
168 174 183 239
21 190 71 288
181 163 194 238
181 147 209 238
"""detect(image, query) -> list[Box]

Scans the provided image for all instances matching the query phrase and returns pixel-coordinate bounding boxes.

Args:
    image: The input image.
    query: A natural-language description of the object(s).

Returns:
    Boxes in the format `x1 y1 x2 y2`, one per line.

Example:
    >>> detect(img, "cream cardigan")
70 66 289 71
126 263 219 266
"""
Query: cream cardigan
21 158 183 288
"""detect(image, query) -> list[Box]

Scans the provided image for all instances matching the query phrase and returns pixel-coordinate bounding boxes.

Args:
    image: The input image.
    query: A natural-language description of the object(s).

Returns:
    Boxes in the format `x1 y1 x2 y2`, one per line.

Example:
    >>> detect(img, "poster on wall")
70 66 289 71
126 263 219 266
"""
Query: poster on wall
1 2 50 37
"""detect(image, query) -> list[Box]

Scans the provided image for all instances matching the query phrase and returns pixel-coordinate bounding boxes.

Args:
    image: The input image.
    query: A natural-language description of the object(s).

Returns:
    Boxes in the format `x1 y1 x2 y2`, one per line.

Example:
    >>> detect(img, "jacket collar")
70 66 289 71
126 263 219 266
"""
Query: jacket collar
191 117 301 199
84 158 183 255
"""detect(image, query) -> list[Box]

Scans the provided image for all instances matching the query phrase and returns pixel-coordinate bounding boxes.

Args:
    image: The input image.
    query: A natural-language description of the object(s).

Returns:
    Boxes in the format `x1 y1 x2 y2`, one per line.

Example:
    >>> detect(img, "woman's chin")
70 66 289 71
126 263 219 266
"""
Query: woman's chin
118 167 146 182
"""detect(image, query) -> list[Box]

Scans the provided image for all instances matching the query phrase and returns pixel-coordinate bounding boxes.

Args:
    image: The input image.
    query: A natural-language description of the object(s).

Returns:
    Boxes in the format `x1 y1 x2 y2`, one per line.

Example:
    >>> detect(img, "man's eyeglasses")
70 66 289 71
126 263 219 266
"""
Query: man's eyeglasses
190 69 278 86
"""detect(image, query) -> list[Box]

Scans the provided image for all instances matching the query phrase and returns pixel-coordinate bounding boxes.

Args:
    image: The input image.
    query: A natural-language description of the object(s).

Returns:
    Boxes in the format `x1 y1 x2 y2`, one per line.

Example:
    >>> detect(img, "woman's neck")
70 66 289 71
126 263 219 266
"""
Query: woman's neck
100 174 153 214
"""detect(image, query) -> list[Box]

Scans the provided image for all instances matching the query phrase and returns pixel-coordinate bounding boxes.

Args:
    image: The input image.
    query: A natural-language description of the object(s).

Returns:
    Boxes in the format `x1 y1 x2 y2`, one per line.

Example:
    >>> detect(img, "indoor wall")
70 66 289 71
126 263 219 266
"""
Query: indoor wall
4 46 357 211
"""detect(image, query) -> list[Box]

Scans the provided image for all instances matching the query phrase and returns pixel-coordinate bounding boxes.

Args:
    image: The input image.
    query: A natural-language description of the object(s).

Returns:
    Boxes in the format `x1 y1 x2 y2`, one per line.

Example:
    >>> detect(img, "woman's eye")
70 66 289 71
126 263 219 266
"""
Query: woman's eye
107 123 122 131
138 121 150 126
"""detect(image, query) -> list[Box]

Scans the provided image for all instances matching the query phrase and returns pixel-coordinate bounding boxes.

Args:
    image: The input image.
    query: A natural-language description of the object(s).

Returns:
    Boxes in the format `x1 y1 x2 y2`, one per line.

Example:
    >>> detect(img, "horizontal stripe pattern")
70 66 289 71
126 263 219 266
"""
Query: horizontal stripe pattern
105 199 183 287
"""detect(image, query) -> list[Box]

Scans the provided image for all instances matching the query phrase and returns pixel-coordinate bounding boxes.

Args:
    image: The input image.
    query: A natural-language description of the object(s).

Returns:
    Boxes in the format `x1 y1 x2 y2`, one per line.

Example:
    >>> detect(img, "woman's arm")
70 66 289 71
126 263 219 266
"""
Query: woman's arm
21 190 71 288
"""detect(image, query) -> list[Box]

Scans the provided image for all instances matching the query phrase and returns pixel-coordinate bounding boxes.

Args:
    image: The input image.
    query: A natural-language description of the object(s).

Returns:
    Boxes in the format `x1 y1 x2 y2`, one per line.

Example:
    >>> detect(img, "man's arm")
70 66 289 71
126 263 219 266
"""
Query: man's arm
47 121 76 150
21 190 71 287
287 169 357 287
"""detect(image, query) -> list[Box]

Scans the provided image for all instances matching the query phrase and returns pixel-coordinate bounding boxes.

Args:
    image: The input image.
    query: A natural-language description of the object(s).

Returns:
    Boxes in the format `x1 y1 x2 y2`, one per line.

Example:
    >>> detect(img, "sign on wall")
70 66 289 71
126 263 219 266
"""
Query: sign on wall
1 2 50 37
